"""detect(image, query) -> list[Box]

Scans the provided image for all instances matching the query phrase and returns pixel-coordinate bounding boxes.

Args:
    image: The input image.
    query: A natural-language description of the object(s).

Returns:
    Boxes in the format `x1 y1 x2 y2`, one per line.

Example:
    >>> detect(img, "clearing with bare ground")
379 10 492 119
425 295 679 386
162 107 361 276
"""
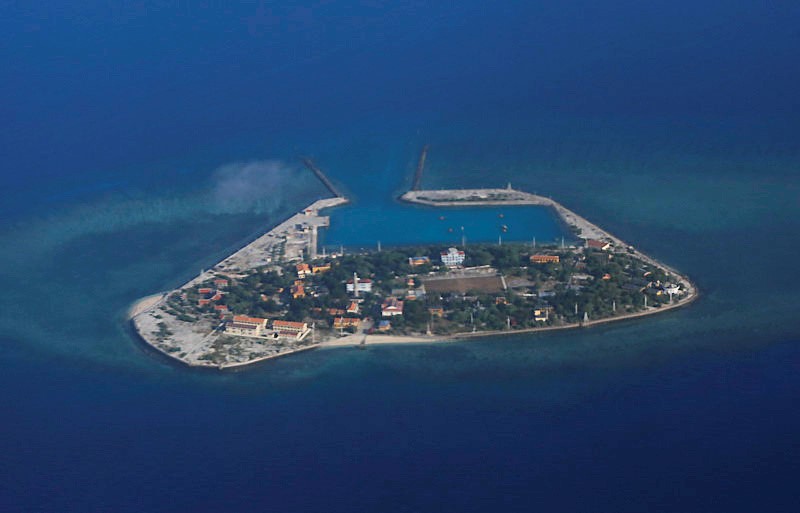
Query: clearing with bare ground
422 275 504 294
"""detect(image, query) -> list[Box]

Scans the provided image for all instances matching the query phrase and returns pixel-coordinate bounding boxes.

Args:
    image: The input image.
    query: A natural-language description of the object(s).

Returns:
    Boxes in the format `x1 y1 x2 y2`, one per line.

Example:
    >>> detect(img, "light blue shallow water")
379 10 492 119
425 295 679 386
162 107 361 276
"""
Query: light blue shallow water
2 2 800 512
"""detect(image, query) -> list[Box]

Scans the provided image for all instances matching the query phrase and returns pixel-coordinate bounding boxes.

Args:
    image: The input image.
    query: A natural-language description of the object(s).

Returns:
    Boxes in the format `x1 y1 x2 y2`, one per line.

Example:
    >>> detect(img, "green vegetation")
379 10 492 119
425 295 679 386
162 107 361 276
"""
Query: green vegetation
169 242 687 338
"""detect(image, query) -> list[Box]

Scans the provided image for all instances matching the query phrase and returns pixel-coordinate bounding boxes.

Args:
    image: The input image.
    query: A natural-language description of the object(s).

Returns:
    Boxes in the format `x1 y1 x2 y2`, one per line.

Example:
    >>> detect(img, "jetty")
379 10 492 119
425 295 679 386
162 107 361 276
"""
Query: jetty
301 157 344 198
411 145 429 191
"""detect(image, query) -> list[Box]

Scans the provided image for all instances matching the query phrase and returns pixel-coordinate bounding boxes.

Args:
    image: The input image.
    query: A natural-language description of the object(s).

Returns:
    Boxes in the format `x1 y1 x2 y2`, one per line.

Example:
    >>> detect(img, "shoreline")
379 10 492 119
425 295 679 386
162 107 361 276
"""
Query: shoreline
128 196 346 369
321 285 699 350
129 187 698 370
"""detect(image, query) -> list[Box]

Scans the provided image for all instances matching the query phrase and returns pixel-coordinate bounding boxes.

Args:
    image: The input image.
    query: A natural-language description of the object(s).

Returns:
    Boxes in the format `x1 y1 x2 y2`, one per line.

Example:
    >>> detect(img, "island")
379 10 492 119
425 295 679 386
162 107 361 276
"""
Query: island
129 158 697 369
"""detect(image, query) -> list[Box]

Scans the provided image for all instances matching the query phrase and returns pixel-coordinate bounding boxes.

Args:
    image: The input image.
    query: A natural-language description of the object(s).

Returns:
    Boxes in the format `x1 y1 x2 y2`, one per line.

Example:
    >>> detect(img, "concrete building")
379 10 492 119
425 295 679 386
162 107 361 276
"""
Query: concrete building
586 239 612 251
296 263 311 278
226 315 268 337
291 280 306 298
271 320 310 340
381 297 404 317
530 254 560 264
440 247 466 267
408 256 431 267
333 317 361 330
346 274 373 294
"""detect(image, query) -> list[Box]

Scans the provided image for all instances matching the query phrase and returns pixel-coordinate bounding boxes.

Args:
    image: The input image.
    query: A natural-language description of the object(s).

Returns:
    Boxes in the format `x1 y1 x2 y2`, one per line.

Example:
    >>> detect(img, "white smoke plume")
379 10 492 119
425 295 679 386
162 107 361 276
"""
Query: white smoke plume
0 159 322 265
210 159 308 214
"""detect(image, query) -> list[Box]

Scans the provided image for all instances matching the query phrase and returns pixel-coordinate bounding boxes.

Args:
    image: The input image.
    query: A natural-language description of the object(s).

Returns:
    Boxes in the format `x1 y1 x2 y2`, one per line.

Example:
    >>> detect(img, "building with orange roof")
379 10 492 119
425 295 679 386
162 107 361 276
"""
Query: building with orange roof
296 263 311 278
428 307 444 318
408 256 431 267
312 263 331 274
333 317 361 330
530 254 560 264
533 307 553 322
226 315 267 337
291 281 305 299
586 239 612 251
381 297 404 317
271 320 310 340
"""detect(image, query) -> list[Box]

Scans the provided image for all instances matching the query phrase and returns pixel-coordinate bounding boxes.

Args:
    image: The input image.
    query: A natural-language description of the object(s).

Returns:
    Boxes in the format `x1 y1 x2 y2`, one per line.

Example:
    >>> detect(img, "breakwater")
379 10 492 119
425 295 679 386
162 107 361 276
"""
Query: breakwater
301 157 344 198
411 145 429 191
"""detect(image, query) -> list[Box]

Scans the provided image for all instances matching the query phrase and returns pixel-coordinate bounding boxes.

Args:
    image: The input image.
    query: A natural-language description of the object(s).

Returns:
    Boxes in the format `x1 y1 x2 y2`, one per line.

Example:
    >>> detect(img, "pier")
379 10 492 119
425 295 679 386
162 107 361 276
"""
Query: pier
302 157 344 198
411 145 429 191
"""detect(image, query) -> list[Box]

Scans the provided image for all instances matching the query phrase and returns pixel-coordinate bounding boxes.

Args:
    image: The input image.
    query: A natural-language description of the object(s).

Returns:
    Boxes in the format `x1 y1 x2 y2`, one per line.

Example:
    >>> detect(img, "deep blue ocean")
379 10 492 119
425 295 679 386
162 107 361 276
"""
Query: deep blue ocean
2 2 800 512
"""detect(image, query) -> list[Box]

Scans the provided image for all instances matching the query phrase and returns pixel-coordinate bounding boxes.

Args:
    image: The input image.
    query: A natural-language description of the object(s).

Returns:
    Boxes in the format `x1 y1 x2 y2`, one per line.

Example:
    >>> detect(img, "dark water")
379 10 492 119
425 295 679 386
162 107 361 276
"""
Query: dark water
2 2 799 512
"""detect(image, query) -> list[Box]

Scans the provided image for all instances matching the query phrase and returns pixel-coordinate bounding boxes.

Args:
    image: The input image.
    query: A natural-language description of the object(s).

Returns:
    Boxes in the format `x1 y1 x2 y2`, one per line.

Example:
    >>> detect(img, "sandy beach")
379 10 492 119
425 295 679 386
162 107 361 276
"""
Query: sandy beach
127 293 166 320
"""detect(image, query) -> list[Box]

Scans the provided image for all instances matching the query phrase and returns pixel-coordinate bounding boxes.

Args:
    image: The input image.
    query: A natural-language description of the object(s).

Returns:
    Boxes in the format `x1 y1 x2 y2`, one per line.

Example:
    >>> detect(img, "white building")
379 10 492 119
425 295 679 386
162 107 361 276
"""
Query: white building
346 273 373 295
440 247 465 267
226 315 268 337
381 298 404 317
271 320 310 341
